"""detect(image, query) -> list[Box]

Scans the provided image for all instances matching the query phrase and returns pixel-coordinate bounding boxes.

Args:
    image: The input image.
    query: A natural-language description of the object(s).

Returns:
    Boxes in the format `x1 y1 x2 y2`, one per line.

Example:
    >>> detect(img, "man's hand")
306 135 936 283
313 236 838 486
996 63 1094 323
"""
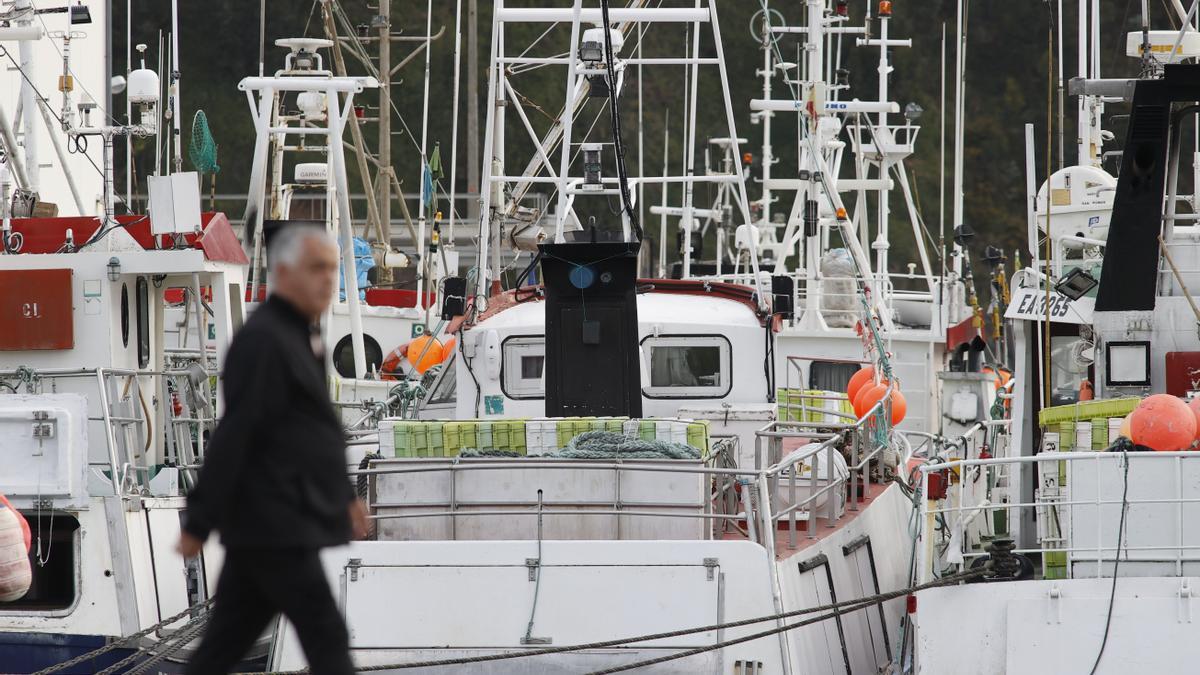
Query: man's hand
177 531 204 558
350 499 370 540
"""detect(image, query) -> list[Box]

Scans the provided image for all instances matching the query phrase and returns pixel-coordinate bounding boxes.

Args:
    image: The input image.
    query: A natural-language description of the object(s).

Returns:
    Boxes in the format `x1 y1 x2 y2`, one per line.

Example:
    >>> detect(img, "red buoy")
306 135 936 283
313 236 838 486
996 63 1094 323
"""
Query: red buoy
1130 394 1196 451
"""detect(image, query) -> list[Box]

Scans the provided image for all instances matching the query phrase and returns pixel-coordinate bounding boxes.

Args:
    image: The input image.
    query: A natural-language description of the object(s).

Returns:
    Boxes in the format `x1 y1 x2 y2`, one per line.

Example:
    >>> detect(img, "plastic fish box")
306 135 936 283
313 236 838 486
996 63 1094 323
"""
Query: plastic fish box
459 421 477 451
510 420 528 455
493 421 510 450
1037 398 1140 428
443 422 462 456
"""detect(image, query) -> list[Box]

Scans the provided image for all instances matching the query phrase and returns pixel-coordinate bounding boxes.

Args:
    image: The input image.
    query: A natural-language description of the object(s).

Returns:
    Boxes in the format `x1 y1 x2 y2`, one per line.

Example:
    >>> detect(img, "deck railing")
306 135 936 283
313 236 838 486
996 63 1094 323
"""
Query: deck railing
917 450 1200 584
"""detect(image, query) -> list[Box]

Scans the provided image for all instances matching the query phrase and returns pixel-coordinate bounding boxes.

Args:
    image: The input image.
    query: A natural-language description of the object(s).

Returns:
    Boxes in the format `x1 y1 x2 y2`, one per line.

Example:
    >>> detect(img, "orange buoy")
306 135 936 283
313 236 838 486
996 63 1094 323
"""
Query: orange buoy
1188 398 1200 447
1130 394 1196 451
846 367 875 404
855 383 885 418
853 380 885 417
1118 414 1132 440
406 335 444 374
889 389 908 425
0 499 31 602
440 337 457 363
855 383 906 425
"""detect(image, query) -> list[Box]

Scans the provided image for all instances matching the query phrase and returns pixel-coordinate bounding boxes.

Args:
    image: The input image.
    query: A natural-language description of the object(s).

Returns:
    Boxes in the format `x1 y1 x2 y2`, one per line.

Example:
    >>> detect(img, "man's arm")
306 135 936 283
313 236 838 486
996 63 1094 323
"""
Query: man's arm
181 329 285 543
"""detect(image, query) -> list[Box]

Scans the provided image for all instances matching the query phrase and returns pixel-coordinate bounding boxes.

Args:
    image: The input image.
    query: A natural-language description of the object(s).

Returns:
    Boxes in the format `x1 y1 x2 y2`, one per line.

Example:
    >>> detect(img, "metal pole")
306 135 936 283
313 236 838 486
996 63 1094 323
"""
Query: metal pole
170 0 182 174
330 88 368 379
415 0 435 309
448 0 464 248
379 0 393 268
466 0 480 228
320 2 387 255
952 0 966 277
680 0 701 278
126 0 132 210
552 1 584 242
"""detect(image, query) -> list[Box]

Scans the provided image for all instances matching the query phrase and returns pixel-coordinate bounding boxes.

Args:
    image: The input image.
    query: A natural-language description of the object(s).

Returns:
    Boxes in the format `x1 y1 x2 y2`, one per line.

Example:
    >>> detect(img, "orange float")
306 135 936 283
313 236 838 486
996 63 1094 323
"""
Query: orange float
1130 394 1196 451
1118 414 1132 440
855 383 907 425
406 335 445 374
846 367 875 404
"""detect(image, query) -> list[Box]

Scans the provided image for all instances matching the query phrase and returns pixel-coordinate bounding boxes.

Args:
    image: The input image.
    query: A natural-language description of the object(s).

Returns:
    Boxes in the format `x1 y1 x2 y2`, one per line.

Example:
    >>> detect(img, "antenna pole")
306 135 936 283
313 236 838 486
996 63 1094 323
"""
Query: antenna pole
449 0 464 247
415 0 434 309
952 0 966 278
126 0 132 210
466 0 479 230
170 0 182 174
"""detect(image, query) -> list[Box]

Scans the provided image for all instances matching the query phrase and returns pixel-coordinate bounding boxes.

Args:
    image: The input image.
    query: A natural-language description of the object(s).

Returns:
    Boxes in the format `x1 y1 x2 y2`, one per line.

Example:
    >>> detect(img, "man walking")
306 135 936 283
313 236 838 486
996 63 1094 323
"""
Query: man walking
179 224 368 674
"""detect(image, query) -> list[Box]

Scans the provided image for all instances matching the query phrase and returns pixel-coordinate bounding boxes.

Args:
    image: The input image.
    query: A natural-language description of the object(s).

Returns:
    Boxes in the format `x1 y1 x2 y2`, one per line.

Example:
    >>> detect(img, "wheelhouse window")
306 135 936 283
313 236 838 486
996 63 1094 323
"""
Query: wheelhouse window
809 361 860 392
642 335 731 399
502 336 545 399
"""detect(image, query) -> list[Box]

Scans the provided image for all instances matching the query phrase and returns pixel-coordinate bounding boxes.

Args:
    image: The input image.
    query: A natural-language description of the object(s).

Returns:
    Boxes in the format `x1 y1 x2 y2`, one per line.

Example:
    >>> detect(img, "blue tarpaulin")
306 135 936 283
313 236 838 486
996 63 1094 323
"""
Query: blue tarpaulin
340 237 376 301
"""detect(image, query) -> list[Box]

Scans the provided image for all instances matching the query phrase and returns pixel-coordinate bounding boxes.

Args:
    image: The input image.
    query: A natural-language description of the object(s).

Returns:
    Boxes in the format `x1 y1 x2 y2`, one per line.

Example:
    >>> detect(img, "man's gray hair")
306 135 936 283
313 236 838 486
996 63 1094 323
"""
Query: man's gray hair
267 225 338 280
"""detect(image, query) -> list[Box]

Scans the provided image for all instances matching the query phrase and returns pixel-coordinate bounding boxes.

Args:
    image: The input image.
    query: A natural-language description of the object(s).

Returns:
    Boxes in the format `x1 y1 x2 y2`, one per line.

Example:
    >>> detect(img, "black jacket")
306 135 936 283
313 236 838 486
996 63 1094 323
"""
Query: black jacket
183 295 355 549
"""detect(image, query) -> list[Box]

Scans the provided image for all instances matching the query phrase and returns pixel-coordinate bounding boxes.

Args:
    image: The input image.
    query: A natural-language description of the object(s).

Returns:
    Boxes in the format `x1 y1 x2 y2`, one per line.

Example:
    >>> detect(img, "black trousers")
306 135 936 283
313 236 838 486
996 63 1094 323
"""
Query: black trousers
186 548 354 675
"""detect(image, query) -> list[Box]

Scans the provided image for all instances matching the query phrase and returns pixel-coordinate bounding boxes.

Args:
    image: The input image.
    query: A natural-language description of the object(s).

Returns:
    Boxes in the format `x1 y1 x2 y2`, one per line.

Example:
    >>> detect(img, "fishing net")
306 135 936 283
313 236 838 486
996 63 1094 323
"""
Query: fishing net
188 110 219 175
459 430 701 460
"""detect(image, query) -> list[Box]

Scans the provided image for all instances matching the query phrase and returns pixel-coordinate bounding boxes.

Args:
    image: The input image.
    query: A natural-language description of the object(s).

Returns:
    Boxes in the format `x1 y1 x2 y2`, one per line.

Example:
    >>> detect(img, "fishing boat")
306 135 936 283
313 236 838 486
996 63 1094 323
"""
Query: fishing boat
267 2 997 673
910 4 1200 673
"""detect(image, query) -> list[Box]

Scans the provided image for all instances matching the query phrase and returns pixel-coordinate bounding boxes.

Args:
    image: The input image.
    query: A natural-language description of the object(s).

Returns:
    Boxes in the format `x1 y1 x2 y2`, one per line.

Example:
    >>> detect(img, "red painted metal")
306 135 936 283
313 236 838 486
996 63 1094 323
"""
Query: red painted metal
364 288 436 309
0 269 74 350
946 315 981 354
1166 352 1200 396
10 212 248 265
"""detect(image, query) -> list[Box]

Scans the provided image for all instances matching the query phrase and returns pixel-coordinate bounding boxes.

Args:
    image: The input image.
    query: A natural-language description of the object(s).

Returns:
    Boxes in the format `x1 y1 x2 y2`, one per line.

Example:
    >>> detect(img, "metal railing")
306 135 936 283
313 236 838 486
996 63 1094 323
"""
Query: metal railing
0 365 215 496
917 450 1200 584
359 384 898 554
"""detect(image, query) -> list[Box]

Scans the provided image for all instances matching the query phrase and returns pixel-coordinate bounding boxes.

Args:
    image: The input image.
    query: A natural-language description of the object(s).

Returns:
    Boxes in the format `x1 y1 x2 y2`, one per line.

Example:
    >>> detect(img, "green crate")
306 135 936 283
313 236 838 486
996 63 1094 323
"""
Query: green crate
638 420 656 442
1043 551 1068 580
687 421 710 455
1038 398 1140 428
460 421 477 451
510 421 527 455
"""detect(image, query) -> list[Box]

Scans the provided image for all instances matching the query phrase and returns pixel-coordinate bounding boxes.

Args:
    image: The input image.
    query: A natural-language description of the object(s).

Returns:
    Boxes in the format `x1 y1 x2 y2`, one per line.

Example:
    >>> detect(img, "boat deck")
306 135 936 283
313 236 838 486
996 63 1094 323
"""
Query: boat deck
718 481 890 561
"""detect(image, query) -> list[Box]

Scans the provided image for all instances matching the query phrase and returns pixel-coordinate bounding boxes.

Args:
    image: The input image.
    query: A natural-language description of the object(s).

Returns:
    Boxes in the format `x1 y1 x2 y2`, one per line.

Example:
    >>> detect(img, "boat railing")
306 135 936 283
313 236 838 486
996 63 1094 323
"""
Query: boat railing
0 365 214 497
917 450 1200 584
692 271 944 326
358 390 897 551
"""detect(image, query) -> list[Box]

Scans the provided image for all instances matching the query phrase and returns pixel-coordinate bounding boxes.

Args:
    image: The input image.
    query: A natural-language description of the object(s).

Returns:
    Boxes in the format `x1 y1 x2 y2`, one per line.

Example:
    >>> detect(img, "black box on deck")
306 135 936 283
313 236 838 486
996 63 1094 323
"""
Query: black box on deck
539 240 642 418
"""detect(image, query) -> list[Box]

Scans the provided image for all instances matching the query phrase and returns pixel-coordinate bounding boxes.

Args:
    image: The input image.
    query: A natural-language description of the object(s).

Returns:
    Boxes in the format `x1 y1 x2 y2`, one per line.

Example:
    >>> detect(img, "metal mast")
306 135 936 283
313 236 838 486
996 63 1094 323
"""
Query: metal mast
377 0 393 284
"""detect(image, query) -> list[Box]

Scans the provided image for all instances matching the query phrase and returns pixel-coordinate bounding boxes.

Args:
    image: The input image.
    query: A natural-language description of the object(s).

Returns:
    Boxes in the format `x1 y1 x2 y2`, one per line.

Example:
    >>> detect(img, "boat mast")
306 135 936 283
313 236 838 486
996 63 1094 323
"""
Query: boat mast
952 0 966 278
378 0 393 284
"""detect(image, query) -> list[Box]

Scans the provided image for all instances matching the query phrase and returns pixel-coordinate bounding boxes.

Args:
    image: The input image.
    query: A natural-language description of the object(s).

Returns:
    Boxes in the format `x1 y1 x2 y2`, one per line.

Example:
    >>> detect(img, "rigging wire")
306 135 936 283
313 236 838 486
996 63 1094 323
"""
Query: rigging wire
600 0 642 241
0 46 110 187
1088 451 1131 675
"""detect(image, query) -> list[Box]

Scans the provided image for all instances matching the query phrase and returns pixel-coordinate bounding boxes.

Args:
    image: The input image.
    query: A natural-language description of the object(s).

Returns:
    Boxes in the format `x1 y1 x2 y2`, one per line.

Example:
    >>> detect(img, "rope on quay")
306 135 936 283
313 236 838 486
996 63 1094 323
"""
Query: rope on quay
99 612 212 675
31 597 215 675
248 569 984 674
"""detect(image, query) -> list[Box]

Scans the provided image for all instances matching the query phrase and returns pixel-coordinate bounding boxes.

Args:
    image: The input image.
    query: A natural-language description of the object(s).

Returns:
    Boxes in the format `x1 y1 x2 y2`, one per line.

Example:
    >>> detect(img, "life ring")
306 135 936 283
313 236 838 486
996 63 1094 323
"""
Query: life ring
381 335 456 380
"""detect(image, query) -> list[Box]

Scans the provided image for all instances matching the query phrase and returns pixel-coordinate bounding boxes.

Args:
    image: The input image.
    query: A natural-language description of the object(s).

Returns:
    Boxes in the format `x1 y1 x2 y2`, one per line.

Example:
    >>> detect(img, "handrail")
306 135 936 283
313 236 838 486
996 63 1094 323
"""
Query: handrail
917 451 1200 584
